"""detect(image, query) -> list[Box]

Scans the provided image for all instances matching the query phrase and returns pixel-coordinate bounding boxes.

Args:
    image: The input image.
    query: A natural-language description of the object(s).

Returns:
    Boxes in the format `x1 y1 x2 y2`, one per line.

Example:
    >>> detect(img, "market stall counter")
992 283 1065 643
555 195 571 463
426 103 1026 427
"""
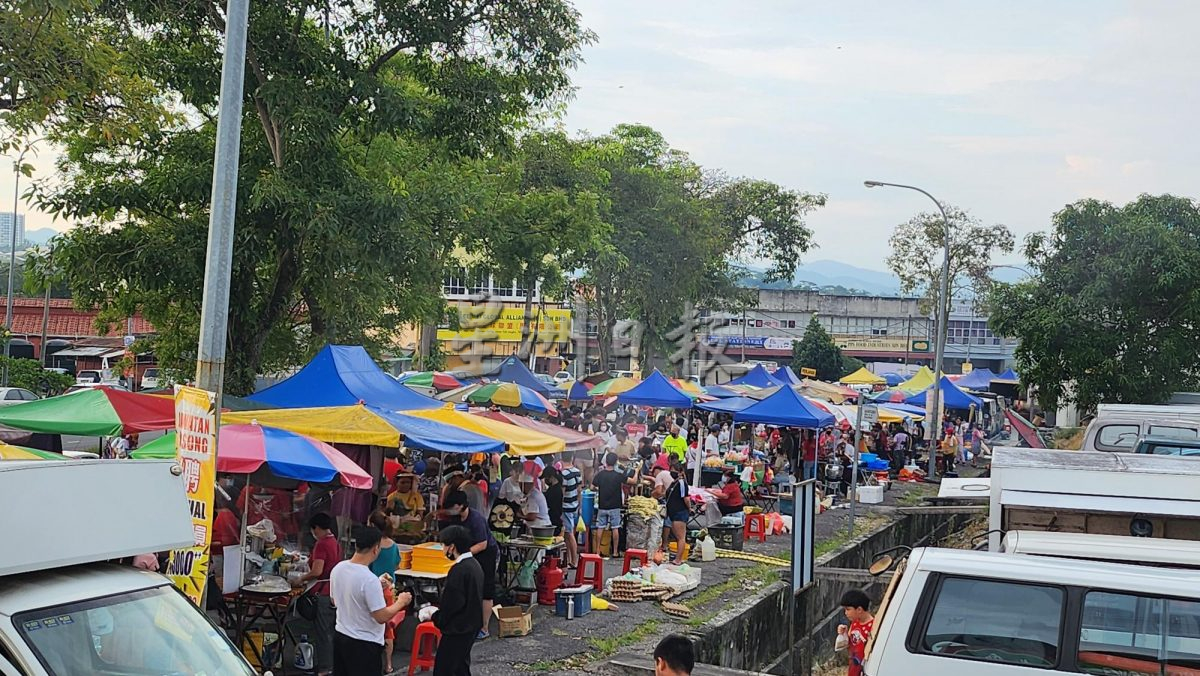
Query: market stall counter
498 536 566 600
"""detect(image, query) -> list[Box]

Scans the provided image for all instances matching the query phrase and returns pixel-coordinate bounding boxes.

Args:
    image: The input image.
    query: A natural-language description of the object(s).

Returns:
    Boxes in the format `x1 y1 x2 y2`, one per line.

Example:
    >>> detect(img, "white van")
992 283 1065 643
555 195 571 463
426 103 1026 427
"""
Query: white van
0 460 257 675
862 547 1200 675
1082 403 1200 453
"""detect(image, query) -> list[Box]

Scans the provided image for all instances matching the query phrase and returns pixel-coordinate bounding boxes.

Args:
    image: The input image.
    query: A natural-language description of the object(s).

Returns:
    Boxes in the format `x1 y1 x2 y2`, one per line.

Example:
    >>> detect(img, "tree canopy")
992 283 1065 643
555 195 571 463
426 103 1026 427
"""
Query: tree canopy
22 0 591 393
791 316 845 381
988 194 1200 410
886 206 1014 314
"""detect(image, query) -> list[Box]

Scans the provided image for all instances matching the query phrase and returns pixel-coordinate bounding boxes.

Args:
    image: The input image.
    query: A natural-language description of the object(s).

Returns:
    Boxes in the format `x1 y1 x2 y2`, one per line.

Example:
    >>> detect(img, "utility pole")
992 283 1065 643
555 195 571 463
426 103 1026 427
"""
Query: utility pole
4 147 30 387
194 0 250 400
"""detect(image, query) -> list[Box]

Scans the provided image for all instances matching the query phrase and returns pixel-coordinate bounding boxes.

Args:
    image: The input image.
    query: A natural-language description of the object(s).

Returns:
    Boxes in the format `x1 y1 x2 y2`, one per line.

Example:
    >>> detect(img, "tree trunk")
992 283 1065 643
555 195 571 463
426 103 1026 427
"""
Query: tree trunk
517 272 535 362
417 322 437 370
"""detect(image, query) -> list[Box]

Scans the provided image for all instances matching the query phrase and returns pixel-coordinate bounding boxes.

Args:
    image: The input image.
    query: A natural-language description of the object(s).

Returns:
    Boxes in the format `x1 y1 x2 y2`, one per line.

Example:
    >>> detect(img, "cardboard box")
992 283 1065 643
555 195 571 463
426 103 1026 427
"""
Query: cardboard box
493 604 533 637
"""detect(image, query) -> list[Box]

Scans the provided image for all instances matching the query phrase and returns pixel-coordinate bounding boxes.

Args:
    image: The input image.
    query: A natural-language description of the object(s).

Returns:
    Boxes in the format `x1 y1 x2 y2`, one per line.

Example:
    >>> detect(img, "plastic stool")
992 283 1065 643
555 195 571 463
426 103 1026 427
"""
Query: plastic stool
575 553 604 590
408 621 441 675
744 513 768 542
622 548 648 575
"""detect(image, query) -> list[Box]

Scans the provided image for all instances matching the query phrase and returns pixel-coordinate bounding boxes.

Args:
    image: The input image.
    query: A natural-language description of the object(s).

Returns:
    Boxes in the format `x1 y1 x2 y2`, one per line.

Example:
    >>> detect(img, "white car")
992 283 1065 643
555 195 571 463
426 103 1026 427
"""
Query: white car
553 371 573 384
0 388 39 405
141 367 163 389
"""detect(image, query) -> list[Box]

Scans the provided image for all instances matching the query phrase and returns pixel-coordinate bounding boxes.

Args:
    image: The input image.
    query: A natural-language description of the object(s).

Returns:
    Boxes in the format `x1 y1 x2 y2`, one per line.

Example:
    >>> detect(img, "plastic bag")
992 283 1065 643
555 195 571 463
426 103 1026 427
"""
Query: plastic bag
625 513 663 552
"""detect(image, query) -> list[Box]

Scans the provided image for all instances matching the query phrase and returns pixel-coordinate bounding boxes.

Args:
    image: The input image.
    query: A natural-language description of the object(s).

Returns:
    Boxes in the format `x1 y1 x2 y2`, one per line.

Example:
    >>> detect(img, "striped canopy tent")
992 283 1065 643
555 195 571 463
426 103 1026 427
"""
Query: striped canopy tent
474 411 604 454
402 408 565 456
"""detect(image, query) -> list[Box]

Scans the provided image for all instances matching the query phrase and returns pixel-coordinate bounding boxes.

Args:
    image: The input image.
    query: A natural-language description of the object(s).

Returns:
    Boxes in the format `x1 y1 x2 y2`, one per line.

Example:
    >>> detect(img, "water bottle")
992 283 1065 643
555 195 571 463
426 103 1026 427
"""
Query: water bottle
294 634 314 672
567 595 575 620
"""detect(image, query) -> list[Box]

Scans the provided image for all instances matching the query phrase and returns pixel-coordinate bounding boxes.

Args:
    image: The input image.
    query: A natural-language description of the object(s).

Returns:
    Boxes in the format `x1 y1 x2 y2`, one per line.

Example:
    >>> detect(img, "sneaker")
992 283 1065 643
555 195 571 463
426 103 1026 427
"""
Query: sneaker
477 630 489 640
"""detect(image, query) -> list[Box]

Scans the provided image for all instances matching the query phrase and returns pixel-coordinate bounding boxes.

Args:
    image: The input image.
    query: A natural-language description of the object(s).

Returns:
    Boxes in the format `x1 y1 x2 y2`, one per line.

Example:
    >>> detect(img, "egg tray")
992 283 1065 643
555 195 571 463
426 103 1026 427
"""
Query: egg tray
660 601 692 618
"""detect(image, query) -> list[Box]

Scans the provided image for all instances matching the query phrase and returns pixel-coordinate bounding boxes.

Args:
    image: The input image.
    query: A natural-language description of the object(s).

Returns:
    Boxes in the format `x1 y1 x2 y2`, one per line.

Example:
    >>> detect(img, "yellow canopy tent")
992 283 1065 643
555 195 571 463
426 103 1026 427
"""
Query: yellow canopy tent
899 366 936 391
839 367 886 386
223 405 401 446
402 407 566 456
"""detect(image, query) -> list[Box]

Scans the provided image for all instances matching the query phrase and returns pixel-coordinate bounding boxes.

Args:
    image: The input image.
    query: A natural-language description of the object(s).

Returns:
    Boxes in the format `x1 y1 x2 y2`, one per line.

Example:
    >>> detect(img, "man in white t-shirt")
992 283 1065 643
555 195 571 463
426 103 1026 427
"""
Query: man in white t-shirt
519 474 551 528
330 525 411 674
704 426 721 457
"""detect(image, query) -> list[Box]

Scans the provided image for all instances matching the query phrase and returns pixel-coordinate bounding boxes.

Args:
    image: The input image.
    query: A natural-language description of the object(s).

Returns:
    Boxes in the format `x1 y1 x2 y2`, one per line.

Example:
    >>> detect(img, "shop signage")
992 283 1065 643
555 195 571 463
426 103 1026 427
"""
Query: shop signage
437 306 572 343
166 386 217 605
911 339 931 352
799 367 817 377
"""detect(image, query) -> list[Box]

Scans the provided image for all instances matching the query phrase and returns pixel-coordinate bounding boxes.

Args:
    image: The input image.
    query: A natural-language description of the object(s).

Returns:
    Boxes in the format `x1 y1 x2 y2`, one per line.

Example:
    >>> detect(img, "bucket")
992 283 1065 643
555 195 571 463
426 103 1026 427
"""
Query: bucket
709 524 742 551
580 489 597 529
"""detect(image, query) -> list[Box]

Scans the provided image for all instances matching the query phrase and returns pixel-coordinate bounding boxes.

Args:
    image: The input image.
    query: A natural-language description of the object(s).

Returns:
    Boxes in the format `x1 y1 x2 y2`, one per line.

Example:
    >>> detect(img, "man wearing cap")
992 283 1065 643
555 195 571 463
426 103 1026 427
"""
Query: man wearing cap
520 473 551 529
440 464 485 528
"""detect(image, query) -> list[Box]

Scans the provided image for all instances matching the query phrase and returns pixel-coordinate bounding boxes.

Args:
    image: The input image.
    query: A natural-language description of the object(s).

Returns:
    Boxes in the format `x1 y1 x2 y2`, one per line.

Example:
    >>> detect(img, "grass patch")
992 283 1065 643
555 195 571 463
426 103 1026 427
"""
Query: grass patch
896 485 936 507
518 618 663 671
815 515 887 559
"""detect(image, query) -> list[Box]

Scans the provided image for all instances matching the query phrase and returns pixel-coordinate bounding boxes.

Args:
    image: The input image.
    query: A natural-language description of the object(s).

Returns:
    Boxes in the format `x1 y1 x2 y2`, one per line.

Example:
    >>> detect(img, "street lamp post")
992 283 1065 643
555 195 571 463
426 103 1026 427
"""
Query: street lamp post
4 147 32 387
864 180 952 479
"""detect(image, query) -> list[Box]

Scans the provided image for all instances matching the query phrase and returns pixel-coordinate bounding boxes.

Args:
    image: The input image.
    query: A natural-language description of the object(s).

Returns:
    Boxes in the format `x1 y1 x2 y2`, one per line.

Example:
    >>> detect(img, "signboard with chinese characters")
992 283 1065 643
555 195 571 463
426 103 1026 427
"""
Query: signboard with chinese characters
165 386 217 605
437 305 572 343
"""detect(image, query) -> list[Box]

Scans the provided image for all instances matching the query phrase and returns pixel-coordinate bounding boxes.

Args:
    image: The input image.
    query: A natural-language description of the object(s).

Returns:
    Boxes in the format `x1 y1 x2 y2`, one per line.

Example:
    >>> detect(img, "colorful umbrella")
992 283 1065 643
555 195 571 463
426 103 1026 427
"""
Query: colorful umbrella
0 443 66 460
868 389 914 404
0 385 175 436
566 380 592 401
466 382 557 415
587 377 641 397
400 371 464 391
215 424 373 488
667 378 706 397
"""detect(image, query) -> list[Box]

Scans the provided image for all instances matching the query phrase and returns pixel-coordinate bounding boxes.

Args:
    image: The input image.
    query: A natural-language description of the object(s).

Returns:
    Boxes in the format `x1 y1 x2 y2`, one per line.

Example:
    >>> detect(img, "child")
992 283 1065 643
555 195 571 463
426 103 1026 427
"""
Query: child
379 574 399 674
834 589 874 676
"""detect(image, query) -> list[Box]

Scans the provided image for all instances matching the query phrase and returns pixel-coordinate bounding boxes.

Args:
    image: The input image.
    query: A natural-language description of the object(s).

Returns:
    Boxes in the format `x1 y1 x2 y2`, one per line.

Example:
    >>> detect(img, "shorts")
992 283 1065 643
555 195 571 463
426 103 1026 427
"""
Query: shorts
669 510 689 524
596 508 622 530
561 510 578 533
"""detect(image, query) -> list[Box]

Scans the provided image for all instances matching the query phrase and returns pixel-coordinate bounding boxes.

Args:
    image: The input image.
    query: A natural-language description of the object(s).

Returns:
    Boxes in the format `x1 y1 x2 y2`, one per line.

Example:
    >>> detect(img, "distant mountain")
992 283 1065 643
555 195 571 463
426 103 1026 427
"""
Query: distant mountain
24 228 60 247
791 260 903 296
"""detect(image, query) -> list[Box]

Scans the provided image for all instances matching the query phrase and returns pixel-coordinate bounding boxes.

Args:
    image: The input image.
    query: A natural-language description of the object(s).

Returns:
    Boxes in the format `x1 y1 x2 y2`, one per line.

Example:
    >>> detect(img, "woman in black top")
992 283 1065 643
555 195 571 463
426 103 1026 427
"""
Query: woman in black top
542 467 564 535
662 466 690 565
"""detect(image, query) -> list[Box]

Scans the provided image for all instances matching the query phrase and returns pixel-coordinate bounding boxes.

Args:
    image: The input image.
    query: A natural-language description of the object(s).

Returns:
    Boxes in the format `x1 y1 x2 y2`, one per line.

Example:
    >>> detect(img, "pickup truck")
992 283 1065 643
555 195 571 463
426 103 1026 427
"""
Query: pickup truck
1133 434 1200 457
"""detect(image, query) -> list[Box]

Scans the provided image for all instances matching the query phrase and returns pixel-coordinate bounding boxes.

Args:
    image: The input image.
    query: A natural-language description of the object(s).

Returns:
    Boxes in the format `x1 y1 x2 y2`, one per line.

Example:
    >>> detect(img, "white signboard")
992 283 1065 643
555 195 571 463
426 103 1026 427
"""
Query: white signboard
861 404 879 425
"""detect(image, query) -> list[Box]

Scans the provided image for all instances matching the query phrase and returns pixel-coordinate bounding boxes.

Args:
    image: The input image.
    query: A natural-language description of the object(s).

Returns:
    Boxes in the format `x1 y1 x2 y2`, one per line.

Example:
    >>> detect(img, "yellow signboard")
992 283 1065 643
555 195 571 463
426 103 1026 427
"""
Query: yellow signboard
437 305 572 343
165 386 217 605
800 367 817 377
961 362 973 374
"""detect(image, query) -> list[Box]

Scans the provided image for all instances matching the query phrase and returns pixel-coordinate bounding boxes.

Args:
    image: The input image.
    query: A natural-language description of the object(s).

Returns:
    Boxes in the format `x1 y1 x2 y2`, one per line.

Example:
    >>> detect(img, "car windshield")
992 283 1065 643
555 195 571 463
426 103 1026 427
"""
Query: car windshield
16 585 254 676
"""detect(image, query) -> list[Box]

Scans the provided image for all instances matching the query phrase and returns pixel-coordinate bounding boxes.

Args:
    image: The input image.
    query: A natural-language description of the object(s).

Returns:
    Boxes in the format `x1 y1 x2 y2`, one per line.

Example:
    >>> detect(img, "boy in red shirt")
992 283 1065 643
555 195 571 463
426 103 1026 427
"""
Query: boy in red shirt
834 589 874 676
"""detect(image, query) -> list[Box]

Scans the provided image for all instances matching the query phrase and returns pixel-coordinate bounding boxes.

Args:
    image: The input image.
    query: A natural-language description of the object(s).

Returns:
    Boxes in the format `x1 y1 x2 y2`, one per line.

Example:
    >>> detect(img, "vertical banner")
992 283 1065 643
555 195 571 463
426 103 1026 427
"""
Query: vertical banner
791 478 816 593
166 386 217 605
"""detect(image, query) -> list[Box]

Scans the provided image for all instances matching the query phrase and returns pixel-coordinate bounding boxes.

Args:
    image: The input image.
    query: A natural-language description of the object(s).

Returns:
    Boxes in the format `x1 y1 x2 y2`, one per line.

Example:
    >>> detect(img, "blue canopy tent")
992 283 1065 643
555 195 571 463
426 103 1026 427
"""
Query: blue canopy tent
249 345 442 410
955 368 997 391
728 363 785 388
879 402 926 417
995 368 1019 382
704 384 749 399
733 384 836 429
882 373 905 387
491 356 565 398
695 396 756 414
368 406 504 454
615 369 692 408
773 366 803 386
904 376 984 410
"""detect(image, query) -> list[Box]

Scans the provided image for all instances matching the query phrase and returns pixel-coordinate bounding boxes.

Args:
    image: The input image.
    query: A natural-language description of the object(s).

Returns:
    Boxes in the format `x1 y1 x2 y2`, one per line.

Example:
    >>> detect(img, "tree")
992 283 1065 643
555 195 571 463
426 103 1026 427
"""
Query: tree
27 0 591 393
791 317 844 381
463 131 607 361
841 354 865 378
0 356 72 394
886 206 1014 313
989 194 1200 411
581 124 824 374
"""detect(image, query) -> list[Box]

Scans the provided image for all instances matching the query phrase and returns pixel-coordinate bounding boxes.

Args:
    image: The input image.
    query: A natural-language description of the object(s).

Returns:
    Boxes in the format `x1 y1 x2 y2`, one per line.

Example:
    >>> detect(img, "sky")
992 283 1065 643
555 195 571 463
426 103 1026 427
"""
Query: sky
559 0 1200 269
5 1 1200 270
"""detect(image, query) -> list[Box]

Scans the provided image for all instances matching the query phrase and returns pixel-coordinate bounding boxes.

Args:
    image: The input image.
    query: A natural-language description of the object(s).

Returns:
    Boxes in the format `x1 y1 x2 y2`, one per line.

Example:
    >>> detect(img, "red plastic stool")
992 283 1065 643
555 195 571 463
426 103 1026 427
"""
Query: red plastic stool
622 548 648 575
575 553 604 590
408 621 442 675
744 513 768 542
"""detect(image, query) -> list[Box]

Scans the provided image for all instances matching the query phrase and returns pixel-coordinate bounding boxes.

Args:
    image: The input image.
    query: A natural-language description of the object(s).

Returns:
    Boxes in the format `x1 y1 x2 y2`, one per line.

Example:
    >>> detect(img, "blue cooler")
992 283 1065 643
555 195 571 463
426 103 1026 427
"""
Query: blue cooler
555 585 593 617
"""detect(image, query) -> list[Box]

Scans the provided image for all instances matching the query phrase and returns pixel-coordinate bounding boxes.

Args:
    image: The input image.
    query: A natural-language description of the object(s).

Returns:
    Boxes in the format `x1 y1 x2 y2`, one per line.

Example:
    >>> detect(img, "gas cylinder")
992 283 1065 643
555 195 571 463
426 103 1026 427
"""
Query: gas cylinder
535 555 564 605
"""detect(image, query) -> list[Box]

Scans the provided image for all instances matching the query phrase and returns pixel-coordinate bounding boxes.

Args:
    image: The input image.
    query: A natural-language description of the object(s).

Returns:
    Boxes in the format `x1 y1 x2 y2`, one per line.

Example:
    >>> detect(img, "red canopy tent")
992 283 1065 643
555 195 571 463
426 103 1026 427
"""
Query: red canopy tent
474 410 604 454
